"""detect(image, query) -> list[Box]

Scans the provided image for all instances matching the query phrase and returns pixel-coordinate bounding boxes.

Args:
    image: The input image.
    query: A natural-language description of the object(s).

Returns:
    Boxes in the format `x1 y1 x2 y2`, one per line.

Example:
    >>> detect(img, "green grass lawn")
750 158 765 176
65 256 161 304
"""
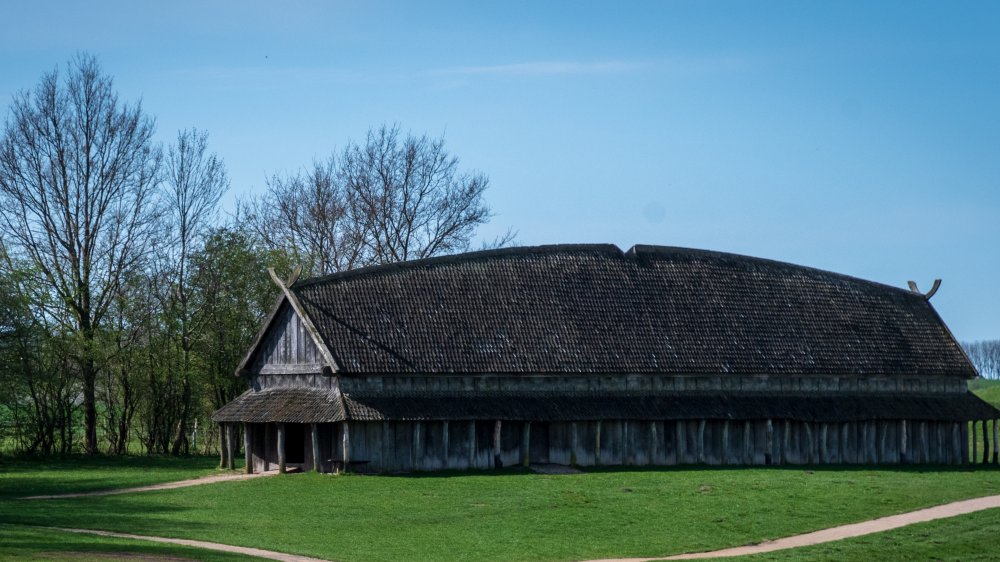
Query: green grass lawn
0 455 235 500
711 508 1000 561
1 380 998 562
0 523 267 562
5 464 1000 562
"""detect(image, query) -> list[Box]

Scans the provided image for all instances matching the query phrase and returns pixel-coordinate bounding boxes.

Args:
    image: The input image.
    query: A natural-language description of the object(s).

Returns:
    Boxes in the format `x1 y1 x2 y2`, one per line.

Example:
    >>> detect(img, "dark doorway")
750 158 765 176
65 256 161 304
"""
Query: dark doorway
530 422 550 464
286 424 305 464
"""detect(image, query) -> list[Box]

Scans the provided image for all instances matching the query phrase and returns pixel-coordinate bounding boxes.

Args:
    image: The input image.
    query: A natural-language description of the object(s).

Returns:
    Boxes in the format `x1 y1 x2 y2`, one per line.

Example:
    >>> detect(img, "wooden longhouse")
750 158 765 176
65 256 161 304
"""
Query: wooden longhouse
212 244 1000 473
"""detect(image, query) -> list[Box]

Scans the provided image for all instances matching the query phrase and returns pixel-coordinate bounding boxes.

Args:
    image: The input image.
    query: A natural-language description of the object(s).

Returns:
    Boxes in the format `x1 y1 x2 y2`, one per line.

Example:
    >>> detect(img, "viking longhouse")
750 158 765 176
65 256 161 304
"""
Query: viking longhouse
212 244 999 473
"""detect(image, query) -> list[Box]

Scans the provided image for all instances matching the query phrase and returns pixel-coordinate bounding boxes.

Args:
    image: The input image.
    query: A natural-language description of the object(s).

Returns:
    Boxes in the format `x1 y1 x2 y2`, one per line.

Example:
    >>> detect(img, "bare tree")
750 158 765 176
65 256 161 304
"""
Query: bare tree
343 124 494 264
245 124 508 276
161 128 228 455
0 54 161 454
964 340 1000 379
240 157 362 276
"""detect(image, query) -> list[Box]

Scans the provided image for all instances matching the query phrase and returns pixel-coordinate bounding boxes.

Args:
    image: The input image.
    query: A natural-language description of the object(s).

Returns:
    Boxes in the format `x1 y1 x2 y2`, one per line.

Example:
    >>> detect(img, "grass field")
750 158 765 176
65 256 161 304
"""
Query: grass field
0 381 998 561
0 454 230 500
721 508 1000 561
0 523 268 562
5 464 1000 561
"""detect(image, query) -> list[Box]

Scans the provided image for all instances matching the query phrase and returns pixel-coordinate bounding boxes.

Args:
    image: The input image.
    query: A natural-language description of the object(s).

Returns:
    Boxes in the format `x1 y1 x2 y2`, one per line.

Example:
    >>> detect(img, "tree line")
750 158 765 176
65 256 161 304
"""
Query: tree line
964 340 1000 380
0 54 510 456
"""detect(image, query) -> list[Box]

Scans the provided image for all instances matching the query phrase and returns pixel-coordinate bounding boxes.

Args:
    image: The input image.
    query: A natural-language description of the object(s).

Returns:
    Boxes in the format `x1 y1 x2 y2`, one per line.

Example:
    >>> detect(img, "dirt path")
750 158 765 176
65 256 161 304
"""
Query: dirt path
47 527 330 562
21 471 279 500
585 493 1000 561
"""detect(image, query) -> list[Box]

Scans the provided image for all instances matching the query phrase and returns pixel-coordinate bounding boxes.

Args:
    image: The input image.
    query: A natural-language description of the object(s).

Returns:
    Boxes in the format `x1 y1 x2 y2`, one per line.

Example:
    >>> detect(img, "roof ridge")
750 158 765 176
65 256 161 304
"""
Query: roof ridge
626 244 921 298
292 243 624 288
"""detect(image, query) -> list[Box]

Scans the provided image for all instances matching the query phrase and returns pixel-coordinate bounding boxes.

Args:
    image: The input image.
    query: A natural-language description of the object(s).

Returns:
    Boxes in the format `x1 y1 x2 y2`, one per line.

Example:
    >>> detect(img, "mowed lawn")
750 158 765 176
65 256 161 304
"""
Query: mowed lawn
718 508 1000 562
5 464 1000 562
3 382 1000 562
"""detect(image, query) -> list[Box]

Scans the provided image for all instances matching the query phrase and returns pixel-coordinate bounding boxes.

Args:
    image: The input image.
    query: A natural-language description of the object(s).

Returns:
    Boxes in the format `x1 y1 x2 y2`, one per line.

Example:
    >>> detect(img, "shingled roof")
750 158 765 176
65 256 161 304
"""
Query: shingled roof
273 244 975 377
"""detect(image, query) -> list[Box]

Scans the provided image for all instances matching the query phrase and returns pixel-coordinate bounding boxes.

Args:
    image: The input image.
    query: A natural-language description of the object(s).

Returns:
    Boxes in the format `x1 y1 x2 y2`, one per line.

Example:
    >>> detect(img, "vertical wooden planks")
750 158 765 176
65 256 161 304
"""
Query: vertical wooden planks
442 421 451 469
311 423 320 472
493 420 502 468
595 420 602 466
244 424 252 474
342 422 350 471
570 422 579 466
219 424 228 469
468 421 477 469
900 420 908 464
649 421 658 466
765 419 774 465
983 420 990 465
225 424 236 470
697 419 707 464
676 420 685 465
277 423 286 474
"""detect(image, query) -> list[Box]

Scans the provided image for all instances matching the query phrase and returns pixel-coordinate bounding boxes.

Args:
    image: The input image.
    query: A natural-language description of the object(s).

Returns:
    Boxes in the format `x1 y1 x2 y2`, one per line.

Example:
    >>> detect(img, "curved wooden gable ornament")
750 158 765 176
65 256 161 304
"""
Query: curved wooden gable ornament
907 279 942 300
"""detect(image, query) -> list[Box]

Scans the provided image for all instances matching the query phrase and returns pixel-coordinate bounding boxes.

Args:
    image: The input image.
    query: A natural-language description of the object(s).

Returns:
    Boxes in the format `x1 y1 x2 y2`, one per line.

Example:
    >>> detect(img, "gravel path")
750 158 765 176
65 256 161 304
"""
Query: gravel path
48 527 330 562
584 493 1000 561
21 471 278 500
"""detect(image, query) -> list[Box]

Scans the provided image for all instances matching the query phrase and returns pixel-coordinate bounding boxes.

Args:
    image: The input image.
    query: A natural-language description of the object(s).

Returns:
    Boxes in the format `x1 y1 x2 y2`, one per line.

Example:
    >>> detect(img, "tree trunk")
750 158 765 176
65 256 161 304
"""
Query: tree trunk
82 356 98 455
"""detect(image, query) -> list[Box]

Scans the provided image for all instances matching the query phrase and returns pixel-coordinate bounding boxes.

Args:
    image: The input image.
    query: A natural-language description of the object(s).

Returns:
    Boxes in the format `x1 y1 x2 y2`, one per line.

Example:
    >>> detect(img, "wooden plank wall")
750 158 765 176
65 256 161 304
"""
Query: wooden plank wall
261 419 966 474
250 303 323 372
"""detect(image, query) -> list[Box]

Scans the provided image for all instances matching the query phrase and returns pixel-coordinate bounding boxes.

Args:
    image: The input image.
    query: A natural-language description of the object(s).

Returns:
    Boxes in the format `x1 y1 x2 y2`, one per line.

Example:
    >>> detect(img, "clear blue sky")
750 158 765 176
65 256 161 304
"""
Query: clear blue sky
2 1 998 341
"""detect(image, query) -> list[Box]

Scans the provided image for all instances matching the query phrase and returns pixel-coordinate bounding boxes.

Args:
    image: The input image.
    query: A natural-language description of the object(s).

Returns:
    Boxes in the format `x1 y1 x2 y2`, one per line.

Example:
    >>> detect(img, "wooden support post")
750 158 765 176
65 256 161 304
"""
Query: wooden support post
919 421 929 465
697 419 706 464
878 421 888 464
218 424 228 469
783 420 791 464
765 419 773 465
676 420 685 464
623 422 631 466
993 420 1000 464
803 422 813 464
493 420 502 469
311 423 320 472
380 422 389 473
277 423 286 474
983 420 991 465
413 422 422 470
225 423 236 470
972 421 978 465
443 421 450 468
244 424 252 474
649 422 658 466
961 421 969 465
953 422 962 465
820 423 829 464
341 422 350 472
570 422 579 466
263 423 271 471
595 421 603 466
468 421 476 469
522 422 531 467
720 421 729 465
742 421 751 465
900 420 908 464
858 422 867 464
839 423 848 464
872 422 881 464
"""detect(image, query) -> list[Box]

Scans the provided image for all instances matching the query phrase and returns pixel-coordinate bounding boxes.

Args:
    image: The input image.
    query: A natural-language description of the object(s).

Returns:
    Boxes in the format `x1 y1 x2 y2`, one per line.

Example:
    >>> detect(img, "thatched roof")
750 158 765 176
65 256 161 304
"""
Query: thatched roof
212 387 997 423
277 244 975 377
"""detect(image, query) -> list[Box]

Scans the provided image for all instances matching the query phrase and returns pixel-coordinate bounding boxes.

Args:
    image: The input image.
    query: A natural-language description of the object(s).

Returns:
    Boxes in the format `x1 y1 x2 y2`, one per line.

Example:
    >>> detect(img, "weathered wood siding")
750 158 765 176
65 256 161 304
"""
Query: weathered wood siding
250 303 324 374
247 418 964 474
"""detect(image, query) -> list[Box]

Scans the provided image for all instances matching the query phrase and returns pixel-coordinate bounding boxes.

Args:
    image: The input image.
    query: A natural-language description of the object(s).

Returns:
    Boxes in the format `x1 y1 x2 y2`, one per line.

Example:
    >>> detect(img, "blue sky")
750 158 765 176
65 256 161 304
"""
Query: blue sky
2 1 998 341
